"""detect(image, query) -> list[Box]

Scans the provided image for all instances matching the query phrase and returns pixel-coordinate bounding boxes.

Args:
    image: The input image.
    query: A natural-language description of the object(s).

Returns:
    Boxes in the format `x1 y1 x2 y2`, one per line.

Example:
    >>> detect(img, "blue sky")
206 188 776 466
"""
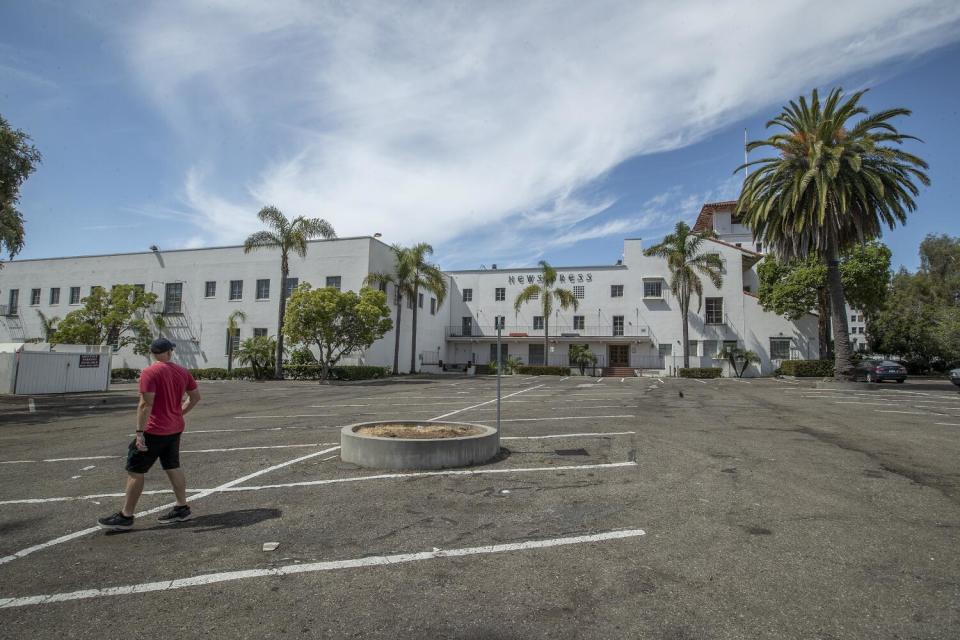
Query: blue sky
3 1 959 272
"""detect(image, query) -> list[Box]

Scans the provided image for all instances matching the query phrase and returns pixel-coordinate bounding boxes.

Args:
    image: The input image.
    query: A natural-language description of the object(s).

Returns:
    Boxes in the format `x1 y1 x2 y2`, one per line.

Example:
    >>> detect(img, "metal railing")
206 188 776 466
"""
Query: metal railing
447 324 651 338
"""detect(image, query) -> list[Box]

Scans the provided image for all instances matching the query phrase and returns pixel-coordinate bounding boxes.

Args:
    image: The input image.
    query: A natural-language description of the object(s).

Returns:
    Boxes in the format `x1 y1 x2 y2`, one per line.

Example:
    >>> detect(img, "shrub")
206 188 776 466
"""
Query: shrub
188 367 255 380
779 359 835 377
678 367 722 379
330 365 391 381
283 365 324 380
289 347 317 365
111 367 141 381
515 365 568 376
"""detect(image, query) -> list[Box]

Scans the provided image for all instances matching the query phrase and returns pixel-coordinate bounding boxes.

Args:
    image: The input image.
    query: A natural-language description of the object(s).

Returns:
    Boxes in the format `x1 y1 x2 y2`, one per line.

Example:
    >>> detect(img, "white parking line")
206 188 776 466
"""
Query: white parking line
27 399 35 413
0 445 342 565
498 415 634 422
935 423 960 427
0 529 646 608
0 461 637 506
874 410 933 415
689 379 707 384
428 385 545 421
0 444 339 466
559 376 570 381
501 431 635 440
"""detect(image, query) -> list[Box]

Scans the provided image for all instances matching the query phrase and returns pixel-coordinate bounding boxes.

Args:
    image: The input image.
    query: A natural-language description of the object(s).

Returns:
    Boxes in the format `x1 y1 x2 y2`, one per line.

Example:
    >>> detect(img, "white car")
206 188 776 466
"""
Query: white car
950 368 960 388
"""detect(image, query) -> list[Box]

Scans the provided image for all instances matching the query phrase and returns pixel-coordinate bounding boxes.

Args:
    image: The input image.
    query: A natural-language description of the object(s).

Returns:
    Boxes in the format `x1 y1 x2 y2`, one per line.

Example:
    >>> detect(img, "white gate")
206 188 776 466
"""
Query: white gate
14 351 111 395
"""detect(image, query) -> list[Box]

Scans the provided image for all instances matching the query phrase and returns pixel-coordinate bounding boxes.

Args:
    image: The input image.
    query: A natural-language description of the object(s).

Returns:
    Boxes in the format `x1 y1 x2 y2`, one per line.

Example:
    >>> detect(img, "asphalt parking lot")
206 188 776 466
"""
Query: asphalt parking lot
1 375 959 639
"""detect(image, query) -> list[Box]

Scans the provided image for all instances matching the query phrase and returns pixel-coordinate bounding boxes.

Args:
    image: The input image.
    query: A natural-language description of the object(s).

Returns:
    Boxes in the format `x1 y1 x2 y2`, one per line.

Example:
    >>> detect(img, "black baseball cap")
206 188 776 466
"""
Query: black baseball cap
150 338 176 353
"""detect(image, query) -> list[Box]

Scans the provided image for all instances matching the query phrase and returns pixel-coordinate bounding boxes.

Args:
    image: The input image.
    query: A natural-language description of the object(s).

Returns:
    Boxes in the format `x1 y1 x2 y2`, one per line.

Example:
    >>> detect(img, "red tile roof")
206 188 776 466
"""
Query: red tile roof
692 200 737 233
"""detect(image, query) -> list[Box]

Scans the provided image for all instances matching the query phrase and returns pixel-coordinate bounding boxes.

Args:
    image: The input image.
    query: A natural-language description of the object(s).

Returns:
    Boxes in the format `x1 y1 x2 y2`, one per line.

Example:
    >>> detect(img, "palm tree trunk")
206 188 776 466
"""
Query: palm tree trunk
543 316 549 367
824 236 854 380
681 300 690 369
276 266 287 379
817 287 831 360
227 337 233 372
392 295 402 376
409 283 419 374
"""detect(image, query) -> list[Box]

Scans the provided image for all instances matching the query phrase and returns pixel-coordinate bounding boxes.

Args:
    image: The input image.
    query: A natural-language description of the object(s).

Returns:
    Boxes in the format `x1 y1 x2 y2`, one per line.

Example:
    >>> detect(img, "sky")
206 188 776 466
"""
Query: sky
2 1 959 272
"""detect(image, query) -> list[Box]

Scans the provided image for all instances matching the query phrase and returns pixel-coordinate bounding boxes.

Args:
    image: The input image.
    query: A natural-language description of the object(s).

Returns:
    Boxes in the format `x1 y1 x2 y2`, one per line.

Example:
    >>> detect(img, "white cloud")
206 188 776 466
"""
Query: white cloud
116 0 960 255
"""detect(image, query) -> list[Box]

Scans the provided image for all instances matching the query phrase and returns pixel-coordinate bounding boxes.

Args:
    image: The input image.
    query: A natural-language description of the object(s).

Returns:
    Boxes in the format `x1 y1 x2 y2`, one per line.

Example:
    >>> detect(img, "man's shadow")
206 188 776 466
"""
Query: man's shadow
108 508 281 534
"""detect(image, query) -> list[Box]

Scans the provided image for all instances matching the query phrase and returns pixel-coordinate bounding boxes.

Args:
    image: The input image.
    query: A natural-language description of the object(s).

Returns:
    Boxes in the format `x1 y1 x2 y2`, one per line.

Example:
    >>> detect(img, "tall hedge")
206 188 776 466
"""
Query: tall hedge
678 367 722 379
779 359 835 377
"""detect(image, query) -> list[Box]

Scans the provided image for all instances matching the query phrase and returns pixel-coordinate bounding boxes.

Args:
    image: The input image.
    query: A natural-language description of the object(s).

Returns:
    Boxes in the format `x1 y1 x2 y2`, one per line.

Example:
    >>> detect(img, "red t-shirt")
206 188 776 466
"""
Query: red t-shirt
139 362 198 435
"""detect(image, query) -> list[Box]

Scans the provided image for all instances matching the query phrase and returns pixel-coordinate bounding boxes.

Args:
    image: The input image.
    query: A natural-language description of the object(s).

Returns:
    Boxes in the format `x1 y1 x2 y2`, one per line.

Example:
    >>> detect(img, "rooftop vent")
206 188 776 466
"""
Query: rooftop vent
616 259 623 265
491 264 497 269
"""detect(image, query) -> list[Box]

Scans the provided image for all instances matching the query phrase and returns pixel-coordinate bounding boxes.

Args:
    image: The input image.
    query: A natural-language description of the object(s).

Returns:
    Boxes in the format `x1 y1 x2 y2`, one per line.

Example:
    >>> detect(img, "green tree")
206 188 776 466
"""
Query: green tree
283 284 392 382
737 88 929 379
243 206 336 379
716 344 760 378
406 243 447 374
364 245 414 375
52 285 158 354
225 309 247 372
569 344 597 376
644 222 723 368
513 260 578 366
0 115 42 263
757 242 892 357
235 335 278 380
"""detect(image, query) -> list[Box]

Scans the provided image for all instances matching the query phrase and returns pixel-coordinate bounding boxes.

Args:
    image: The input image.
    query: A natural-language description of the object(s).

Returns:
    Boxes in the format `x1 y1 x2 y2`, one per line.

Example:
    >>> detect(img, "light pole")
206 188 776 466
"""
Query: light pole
496 316 503 444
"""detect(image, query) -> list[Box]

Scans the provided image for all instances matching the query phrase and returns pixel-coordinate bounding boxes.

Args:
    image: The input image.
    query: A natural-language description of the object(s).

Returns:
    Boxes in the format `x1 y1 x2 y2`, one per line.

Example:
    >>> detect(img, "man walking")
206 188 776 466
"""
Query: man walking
98 338 201 530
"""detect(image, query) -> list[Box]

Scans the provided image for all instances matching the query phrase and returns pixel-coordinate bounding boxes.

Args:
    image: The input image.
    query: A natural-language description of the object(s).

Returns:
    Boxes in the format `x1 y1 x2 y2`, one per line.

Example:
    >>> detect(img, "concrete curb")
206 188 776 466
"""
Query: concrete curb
340 420 499 470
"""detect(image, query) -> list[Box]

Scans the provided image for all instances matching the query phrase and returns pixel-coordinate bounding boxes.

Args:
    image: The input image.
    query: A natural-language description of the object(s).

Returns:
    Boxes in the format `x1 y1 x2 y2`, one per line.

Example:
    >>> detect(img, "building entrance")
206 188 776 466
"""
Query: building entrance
608 344 629 367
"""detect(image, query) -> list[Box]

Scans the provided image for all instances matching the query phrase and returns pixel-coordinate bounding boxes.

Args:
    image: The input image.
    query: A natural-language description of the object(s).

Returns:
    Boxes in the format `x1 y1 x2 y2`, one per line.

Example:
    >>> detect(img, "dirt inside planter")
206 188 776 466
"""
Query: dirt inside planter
356 423 486 439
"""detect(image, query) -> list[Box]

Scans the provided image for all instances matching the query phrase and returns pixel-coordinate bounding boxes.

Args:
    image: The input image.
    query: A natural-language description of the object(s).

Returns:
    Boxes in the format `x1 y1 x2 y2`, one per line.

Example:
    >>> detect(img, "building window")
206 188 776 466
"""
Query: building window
528 343 545 366
858 315 864 322
407 295 414 309
494 315 506 330
735 243 742 248
572 285 585 299
705 297 723 324
850 314 857 322
770 338 792 360
643 281 662 298
49 287 60 305
612 315 624 336
133 284 145 293
164 282 183 314
743 285 752 293
611 284 624 298
707 253 725 273
7 289 19 315
253 328 268 338
229 280 243 301
430 297 436 315
688 340 699 356
490 342 508 362
658 343 672 357
325 276 341 291
495 287 505 301
756 243 763 252
30 288 41 305
205 281 217 298
533 316 544 330
461 316 473 337
69 287 81 305
723 340 738 353
462 288 473 302
285 277 299 298
256 279 270 300
225 328 241 355
858 326 865 334
418 293 423 308
573 315 584 330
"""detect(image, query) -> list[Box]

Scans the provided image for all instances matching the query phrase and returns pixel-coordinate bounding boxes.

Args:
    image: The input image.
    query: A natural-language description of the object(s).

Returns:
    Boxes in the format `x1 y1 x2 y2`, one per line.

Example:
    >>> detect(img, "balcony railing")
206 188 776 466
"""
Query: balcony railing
0 304 17 317
447 324 651 338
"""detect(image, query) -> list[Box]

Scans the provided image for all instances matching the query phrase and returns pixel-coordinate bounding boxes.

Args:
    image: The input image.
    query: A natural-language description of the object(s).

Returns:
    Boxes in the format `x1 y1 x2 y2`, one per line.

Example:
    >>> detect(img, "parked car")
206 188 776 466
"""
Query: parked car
854 359 907 383
950 367 960 388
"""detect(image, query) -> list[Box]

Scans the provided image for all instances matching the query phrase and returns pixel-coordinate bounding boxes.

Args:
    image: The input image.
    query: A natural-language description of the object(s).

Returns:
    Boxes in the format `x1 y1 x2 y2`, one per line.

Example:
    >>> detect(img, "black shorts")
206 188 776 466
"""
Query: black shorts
126 432 182 473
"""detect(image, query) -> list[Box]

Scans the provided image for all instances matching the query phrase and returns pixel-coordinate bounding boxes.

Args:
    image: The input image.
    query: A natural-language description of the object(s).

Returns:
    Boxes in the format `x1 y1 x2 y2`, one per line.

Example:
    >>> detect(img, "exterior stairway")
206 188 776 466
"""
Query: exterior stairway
603 366 637 377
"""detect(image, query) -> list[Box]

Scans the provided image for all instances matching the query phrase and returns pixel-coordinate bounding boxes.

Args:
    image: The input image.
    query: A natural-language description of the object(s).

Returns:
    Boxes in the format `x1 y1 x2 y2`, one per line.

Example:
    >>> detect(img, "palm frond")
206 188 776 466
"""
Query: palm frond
514 284 542 313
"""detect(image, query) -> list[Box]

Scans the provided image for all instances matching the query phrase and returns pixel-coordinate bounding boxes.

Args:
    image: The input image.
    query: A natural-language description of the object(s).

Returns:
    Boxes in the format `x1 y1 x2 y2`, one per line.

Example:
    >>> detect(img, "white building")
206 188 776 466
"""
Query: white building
0 205 821 377
0 237 447 372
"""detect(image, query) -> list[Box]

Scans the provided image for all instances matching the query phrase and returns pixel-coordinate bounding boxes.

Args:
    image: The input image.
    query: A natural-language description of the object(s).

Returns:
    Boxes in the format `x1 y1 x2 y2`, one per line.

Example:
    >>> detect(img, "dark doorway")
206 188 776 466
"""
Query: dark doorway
608 344 629 367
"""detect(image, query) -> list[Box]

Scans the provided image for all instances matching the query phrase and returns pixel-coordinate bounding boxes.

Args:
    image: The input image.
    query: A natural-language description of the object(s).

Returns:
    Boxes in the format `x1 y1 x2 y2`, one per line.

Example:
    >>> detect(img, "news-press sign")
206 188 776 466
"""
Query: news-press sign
508 272 593 285
78 354 101 368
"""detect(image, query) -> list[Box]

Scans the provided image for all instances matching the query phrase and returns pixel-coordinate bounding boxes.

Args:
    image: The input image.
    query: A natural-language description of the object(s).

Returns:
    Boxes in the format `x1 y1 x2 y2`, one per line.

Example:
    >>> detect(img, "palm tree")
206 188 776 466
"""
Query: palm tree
36 309 59 341
364 245 414 375
736 88 929 379
644 222 723 369
243 206 336 378
225 309 247 372
513 260 578 366
406 243 447 373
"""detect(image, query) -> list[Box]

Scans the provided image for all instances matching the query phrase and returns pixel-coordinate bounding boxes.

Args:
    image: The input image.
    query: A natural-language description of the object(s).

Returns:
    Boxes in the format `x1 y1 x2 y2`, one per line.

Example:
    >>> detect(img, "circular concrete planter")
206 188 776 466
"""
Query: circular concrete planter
340 420 499 470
